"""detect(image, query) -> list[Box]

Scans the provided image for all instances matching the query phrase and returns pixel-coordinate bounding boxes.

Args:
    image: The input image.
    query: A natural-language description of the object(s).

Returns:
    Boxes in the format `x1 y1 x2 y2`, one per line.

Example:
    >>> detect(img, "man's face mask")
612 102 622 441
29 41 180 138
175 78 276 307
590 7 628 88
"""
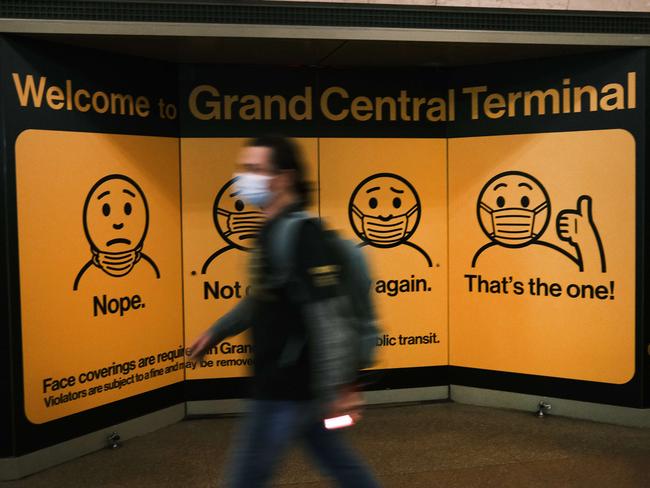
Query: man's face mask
92 247 142 277
352 204 418 246
233 172 273 209
480 200 549 245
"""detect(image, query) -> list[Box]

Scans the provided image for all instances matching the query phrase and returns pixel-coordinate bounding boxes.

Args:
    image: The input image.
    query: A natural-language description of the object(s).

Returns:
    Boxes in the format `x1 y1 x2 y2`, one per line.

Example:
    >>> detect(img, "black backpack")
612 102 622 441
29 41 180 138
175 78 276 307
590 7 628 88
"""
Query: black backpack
269 211 380 372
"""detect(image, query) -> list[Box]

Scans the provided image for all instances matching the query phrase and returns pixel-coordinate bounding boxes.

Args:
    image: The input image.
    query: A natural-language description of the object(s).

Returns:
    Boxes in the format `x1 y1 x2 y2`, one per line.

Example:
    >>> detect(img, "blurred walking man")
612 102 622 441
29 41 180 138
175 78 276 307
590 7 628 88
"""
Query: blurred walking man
190 136 379 488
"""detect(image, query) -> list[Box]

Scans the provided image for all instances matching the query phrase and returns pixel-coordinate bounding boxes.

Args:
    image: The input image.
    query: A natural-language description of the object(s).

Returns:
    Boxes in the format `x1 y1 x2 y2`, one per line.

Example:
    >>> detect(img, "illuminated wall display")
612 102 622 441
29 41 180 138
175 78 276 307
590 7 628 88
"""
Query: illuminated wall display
15 130 184 424
0 38 647 458
319 138 448 370
449 130 635 384
0 38 183 455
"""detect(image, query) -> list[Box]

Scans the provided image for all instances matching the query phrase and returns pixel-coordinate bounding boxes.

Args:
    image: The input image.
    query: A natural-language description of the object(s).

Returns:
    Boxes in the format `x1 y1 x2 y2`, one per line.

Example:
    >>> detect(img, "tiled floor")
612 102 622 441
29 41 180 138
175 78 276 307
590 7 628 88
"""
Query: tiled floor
3 402 650 487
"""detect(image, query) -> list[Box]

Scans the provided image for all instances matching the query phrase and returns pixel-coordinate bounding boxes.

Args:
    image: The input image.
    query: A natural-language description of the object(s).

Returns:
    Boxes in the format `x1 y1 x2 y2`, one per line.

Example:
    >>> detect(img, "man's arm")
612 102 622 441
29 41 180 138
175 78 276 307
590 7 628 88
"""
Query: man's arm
189 296 253 360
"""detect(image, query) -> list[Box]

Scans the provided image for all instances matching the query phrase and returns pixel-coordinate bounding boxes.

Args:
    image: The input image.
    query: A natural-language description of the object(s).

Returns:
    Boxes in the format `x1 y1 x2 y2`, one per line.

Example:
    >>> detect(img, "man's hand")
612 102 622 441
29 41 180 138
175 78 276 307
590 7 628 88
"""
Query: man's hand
188 330 215 361
327 386 364 424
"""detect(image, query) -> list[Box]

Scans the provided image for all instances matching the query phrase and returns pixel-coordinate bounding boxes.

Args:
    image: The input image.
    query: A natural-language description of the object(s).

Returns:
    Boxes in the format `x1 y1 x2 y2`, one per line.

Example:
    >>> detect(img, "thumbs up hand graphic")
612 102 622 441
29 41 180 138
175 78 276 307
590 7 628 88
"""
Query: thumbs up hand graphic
557 196 593 246
557 195 606 272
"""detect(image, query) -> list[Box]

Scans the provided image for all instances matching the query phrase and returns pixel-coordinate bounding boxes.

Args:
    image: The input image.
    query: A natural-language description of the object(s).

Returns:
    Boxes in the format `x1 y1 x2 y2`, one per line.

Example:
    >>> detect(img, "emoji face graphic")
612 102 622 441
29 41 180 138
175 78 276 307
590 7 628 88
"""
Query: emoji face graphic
213 177 265 251
82 174 148 277
477 171 550 248
349 173 421 248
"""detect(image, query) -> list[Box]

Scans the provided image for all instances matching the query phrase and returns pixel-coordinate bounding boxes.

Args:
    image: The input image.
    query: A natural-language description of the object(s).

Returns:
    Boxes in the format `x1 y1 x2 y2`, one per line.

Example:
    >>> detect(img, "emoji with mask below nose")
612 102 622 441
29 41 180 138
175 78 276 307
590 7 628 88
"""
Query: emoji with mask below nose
202 176 266 274
349 172 432 267
472 170 605 272
74 174 160 291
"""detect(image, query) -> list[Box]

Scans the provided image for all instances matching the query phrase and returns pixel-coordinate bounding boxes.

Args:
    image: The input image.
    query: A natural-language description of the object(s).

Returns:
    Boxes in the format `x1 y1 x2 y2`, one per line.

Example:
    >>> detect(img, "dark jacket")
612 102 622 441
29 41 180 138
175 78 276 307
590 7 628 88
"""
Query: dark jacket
206 205 353 407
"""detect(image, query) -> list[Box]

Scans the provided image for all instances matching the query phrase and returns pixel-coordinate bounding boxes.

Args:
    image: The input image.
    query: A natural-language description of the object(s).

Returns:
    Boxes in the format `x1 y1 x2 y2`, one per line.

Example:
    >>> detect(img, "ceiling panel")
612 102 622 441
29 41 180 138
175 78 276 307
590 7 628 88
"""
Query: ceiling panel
22 33 615 67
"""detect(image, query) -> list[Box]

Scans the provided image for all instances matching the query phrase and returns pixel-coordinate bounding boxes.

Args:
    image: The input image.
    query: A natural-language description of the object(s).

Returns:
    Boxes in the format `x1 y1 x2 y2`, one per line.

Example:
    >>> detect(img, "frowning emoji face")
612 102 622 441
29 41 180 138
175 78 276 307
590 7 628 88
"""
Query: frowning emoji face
213 177 265 251
477 171 550 247
83 174 149 254
349 173 421 248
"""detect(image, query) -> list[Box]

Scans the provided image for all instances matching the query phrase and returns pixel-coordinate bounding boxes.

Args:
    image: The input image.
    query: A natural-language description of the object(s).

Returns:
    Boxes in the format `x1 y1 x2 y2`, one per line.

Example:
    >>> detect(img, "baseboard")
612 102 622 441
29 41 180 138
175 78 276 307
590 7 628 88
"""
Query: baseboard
450 385 650 428
186 385 450 417
0 403 186 481
186 398 248 416
363 385 449 405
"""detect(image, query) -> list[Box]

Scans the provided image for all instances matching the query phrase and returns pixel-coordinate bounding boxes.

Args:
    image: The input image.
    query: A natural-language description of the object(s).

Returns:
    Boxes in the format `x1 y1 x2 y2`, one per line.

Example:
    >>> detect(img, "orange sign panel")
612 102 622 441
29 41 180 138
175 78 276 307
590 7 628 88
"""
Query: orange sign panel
16 130 184 424
449 129 635 383
319 138 448 369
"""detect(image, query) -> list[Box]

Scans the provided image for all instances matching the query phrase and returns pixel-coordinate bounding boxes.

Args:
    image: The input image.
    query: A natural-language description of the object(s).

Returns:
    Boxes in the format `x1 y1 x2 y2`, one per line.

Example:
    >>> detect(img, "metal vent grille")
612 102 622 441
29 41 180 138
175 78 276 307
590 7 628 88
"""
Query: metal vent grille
2 1 650 34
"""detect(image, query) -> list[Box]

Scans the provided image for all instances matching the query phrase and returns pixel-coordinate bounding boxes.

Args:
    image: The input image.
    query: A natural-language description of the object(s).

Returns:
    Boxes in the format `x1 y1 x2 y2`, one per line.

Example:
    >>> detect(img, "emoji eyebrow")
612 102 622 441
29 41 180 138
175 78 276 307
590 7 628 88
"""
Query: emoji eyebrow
518 182 533 190
122 189 136 197
229 191 240 197
493 183 508 190
390 187 404 194
97 191 111 200
365 187 380 193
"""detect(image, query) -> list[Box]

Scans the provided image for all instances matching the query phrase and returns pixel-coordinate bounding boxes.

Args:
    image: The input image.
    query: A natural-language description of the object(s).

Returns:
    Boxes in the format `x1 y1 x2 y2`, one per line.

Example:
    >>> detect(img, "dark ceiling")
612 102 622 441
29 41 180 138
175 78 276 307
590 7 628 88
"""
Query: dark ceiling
21 34 617 67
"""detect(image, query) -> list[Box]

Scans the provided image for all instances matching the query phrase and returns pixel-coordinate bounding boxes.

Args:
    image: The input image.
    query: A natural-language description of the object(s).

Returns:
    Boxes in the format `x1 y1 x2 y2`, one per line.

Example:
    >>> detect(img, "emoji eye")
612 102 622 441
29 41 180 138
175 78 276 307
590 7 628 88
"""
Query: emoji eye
102 203 111 217
496 196 505 208
124 202 132 215
369 197 378 209
393 197 402 209
235 199 245 212
521 196 530 208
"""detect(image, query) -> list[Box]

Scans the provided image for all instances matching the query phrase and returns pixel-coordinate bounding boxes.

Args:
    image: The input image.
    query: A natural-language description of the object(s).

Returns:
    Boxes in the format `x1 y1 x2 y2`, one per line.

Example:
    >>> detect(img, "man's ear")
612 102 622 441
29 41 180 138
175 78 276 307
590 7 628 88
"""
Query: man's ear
277 169 296 194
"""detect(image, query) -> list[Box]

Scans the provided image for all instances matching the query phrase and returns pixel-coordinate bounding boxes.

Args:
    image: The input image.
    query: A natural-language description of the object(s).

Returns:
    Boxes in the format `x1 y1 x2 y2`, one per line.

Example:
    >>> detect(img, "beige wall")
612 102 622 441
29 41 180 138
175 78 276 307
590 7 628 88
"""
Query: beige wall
276 1 650 13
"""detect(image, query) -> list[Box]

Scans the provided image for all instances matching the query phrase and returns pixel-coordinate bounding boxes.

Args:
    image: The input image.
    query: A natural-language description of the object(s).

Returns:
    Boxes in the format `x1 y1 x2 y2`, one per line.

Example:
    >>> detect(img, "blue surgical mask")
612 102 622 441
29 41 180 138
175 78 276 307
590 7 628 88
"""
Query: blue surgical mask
233 173 273 208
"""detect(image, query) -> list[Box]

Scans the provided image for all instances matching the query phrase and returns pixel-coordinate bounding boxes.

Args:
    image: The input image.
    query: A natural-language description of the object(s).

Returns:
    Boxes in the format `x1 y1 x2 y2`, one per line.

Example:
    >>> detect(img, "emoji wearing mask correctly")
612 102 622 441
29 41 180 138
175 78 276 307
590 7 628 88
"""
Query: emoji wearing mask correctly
202 176 266 274
74 174 160 291
349 173 432 267
477 171 550 249
472 170 605 272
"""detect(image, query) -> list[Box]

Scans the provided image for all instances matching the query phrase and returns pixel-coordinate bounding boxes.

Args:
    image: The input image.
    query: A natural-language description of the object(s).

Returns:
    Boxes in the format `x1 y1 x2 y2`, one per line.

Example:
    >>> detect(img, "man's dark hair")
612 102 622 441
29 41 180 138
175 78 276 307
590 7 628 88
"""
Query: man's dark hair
247 135 311 208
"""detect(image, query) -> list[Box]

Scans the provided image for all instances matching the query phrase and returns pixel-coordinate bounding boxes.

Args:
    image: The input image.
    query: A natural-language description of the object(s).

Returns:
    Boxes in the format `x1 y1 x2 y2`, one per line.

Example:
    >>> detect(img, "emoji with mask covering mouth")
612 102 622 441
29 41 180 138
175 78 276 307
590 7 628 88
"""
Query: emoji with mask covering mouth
472 170 606 272
74 174 160 291
202 176 266 274
349 172 432 267
477 171 551 249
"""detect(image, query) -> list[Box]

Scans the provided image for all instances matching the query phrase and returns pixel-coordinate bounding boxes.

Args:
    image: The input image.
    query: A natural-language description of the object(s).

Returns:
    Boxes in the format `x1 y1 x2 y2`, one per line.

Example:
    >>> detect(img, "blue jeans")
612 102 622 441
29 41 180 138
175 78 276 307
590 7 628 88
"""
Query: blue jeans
224 400 380 487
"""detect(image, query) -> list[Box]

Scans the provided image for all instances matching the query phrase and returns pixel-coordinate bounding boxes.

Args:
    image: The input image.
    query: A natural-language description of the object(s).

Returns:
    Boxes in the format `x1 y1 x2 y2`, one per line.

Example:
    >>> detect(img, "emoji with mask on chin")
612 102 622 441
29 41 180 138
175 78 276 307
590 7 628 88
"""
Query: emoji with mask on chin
349 172 432 267
201 176 266 274
73 174 160 291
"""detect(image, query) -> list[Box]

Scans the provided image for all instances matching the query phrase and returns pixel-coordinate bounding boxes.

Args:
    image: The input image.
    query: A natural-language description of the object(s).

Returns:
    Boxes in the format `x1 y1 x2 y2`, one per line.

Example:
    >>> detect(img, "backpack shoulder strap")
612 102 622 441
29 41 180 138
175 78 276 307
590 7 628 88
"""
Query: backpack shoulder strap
268 210 312 283
269 210 314 366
